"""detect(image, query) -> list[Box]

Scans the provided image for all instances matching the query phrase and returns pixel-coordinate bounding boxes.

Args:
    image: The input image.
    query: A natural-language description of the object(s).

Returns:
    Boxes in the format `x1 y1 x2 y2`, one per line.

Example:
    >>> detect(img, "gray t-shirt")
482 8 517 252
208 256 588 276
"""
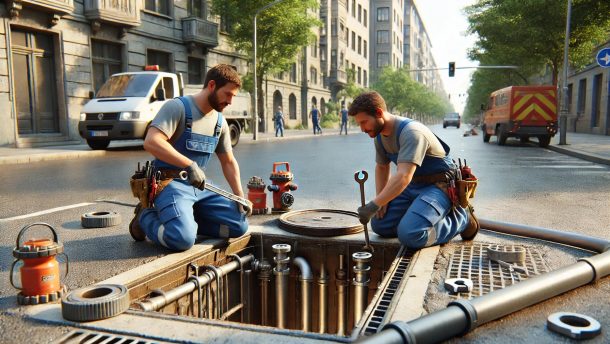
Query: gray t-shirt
150 95 232 154
375 117 446 166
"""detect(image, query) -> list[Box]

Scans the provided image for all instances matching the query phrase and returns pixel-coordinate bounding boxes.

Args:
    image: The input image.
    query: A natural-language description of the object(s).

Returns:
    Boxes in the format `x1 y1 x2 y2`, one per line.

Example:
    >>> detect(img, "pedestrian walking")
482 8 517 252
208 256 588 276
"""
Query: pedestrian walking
350 91 479 250
274 106 285 137
309 104 322 135
129 64 252 251
339 104 349 135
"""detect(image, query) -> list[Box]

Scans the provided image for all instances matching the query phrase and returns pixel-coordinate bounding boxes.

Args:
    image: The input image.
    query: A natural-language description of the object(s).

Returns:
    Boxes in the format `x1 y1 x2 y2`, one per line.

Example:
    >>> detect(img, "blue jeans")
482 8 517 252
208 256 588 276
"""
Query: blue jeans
139 180 248 251
340 121 348 134
312 119 322 134
275 122 284 137
371 184 468 250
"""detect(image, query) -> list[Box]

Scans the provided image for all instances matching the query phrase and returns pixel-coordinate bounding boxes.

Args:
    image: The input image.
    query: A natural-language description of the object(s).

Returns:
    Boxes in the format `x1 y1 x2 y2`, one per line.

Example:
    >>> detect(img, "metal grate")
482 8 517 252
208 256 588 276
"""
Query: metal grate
446 242 550 299
53 329 168 344
363 249 414 334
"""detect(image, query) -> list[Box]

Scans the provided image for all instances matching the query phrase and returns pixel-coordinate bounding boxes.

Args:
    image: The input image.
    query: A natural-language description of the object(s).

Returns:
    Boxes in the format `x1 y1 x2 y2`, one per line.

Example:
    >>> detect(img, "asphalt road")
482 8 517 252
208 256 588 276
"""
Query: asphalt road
1 124 609 343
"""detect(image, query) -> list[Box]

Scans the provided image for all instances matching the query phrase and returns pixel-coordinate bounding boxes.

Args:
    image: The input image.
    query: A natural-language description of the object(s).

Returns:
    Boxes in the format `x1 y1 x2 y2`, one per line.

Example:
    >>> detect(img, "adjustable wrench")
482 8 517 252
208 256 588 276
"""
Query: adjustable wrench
354 170 374 253
178 171 250 208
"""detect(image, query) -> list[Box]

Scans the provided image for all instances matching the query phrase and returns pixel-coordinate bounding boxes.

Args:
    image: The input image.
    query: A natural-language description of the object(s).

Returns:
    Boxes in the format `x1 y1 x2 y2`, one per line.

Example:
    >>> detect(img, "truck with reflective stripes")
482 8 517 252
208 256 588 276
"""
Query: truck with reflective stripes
481 85 558 147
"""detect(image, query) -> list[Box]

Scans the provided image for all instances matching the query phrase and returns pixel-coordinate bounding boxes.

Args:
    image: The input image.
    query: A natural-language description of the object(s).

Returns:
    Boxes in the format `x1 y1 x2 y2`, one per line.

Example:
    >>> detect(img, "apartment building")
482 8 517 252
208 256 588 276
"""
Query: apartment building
369 0 404 84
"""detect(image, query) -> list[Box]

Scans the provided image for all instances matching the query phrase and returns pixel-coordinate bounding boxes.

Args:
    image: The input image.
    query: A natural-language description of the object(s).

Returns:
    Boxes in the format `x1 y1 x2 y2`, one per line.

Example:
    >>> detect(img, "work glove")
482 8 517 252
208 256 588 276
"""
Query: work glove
239 200 253 217
357 201 380 225
186 161 206 190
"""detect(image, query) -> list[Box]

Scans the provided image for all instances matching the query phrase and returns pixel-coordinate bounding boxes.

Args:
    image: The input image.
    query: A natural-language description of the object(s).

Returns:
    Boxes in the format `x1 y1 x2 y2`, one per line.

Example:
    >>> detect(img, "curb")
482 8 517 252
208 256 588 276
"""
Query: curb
548 145 610 166
0 150 107 165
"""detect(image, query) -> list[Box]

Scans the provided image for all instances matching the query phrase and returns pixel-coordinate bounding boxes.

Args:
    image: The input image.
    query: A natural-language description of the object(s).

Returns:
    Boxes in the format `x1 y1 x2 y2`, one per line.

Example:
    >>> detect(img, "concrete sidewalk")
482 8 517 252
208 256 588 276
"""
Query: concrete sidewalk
0 128 340 165
0 129 608 165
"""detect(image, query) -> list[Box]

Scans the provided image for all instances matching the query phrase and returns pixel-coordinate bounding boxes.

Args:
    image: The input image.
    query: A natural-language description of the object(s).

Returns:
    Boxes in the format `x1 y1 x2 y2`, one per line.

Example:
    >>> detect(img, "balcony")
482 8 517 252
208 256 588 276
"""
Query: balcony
330 69 348 86
182 17 219 50
6 0 74 20
84 0 140 27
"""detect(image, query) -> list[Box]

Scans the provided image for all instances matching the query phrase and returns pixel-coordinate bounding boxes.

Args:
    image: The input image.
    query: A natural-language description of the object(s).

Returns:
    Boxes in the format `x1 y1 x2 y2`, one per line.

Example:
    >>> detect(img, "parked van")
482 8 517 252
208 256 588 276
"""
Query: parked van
481 85 558 147
78 67 249 149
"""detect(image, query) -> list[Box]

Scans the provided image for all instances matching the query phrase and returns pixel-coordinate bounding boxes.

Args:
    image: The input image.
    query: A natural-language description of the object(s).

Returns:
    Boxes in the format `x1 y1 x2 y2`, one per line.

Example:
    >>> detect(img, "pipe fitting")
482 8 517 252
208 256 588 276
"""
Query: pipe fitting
273 244 291 329
293 257 312 332
336 254 348 336
318 263 329 334
352 251 372 325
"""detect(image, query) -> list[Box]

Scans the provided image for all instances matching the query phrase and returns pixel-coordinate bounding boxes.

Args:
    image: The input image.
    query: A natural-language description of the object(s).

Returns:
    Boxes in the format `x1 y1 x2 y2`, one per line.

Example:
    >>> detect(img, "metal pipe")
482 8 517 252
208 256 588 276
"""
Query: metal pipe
244 269 252 324
336 254 348 336
318 263 329 334
352 252 372 325
133 254 254 312
258 259 272 326
359 223 610 344
479 218 610 253
293 257 313 332
273 243 291 329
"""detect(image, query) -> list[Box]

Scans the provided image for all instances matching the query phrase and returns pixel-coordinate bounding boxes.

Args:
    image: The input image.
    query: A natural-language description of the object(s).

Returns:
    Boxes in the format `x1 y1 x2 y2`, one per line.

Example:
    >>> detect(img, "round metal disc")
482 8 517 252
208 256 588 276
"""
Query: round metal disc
278 209 363 237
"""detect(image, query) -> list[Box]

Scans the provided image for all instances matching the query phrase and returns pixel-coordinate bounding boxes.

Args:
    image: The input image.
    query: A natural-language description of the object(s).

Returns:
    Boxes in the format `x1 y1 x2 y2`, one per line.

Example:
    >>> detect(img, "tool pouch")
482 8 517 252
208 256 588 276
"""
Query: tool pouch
456 177 478 208
130 176 150 208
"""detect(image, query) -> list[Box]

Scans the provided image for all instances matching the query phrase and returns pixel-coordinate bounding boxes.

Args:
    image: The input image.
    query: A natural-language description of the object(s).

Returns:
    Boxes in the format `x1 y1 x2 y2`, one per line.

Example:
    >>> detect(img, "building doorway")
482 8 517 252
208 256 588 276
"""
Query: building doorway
11 28 59 135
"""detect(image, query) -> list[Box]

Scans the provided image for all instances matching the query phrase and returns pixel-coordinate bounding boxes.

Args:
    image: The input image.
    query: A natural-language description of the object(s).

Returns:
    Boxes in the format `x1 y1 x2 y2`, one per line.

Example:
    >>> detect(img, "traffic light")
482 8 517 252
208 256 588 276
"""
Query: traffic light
448 62 455 77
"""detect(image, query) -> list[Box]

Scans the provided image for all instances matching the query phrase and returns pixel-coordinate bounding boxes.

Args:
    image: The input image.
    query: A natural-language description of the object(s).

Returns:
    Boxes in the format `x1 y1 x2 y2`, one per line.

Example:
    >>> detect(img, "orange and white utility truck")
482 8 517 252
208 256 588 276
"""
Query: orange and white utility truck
481 85 558 147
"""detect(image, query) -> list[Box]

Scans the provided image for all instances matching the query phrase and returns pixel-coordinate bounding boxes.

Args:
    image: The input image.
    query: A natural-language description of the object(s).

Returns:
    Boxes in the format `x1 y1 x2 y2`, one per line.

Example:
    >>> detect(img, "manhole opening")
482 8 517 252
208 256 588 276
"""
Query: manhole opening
126 233 403 338
446 242 550 299
53 329 163 344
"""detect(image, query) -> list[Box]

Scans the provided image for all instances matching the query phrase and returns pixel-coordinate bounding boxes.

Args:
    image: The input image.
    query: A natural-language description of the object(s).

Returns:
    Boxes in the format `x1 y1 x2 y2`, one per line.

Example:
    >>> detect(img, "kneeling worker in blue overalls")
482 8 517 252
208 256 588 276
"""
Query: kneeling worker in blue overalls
350 91 479 250
130 64 251 251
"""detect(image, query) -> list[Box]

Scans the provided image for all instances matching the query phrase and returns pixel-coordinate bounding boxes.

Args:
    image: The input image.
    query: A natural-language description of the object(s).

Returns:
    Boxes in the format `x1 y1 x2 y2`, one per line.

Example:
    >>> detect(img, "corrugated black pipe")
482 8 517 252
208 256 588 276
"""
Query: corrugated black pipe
358 220 610 344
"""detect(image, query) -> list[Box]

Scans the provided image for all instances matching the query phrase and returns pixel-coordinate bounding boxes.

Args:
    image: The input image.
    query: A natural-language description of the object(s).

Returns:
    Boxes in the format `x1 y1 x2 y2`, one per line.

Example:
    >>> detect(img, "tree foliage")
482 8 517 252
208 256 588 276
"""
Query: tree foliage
464 0 610 118
210 0 320 118
372 68 452 121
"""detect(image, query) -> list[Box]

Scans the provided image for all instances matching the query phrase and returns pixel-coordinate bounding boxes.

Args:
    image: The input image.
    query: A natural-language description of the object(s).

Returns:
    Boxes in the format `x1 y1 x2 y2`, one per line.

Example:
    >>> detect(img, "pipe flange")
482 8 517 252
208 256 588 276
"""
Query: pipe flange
62 284 130 322
81 211 122 228
487 245 526 264
547 312 602 340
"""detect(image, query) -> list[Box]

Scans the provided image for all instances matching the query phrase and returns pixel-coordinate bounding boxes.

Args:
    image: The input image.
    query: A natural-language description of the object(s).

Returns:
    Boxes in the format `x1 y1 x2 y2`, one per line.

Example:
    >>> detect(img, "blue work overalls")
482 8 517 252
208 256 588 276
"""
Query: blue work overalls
340 109 348 135
274 112 284 137
139 97 248 251
312 109 322 134
371 118 468 250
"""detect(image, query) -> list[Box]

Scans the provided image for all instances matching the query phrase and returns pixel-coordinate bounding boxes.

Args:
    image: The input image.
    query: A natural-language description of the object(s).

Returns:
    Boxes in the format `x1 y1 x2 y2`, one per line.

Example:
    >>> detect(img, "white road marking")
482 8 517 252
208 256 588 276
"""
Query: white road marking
0 202 95 222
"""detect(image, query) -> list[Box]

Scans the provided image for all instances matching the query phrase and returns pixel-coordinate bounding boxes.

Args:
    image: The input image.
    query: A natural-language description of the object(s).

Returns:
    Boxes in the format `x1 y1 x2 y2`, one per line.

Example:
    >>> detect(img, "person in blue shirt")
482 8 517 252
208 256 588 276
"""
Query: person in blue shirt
274 106 285 137
309 104 322 135
339 104 349 135
350 91 479 250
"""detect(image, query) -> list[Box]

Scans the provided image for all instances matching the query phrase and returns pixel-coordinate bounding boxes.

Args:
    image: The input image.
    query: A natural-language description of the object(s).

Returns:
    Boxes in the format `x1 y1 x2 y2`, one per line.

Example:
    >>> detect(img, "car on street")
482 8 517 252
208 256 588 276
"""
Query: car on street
443 112 461 128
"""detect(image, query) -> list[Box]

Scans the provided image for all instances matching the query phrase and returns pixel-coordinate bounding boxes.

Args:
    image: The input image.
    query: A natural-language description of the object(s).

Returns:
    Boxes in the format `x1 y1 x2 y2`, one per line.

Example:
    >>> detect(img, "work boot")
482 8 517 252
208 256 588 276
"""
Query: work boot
129 203 146 241
460 204 480 241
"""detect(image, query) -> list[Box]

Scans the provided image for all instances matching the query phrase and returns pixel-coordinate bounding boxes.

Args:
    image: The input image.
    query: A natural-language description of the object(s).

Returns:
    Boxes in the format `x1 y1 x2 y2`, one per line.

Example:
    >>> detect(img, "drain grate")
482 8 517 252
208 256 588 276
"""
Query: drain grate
363 248 414 335
53 329 169 344
446 242 550 299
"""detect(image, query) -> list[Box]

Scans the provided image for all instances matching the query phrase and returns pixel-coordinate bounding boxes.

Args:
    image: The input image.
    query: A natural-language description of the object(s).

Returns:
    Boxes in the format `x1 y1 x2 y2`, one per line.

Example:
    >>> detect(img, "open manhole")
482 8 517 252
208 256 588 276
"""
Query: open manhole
446 242 550 299
278 209 363 237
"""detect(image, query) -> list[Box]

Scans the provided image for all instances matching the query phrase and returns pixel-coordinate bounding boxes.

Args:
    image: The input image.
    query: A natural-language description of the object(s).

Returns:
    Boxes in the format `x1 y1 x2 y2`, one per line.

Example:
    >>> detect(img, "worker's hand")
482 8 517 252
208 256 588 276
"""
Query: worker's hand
186 161 206 190
239 200 253 217
357 201 380 225
376 204 388 219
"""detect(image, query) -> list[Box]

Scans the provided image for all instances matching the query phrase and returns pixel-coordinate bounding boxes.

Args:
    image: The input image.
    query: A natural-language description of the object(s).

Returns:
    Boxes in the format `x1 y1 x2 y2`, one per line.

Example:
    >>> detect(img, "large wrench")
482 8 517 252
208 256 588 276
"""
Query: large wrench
354 170 374 253
178 171 250 208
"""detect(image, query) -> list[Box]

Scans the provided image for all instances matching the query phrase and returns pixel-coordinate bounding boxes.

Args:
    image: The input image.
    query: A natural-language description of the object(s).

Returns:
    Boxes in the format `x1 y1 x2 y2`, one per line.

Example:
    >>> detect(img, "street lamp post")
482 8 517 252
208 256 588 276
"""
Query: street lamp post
559 0 572 145
253 0 287 140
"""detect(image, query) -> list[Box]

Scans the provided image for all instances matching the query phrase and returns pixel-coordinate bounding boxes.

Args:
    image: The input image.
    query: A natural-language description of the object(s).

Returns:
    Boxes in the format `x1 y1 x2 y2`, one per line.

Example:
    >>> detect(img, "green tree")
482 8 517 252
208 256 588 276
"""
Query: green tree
210 0 320 124
466 0 610 85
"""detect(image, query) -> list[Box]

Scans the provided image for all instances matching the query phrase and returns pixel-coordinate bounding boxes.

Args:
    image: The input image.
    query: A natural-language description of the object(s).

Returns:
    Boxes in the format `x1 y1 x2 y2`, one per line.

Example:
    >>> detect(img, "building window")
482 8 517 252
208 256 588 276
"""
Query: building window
567 83 573 114
377 7 389 22
358 4 362 22
331 49 337 68
310 67 317 85
147 49 171 71
289 93 297 119
357 67 361 84
187 57 205 84
351 31 356 50
352 0 356 17
364 40 367 58
331 20 337 36
364 69 367 87
358 36 362 55
377 30 389 44
92 40 122 92
340 52 344 67
145 0 170 16
377 53 389 68
187 0 206 19
290 63 297 83
364 9 367 27
311 37 318 57
577 78 586 115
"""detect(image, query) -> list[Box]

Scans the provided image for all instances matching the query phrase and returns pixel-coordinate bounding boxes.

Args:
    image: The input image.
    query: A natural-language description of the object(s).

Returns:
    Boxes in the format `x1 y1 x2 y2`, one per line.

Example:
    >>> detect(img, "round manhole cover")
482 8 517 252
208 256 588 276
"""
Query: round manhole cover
278 209 363 237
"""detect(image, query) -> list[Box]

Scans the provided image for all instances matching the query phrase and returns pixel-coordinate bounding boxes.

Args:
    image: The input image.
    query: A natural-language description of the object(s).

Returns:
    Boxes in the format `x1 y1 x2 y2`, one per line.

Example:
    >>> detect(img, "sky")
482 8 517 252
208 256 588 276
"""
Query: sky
413 0 479 113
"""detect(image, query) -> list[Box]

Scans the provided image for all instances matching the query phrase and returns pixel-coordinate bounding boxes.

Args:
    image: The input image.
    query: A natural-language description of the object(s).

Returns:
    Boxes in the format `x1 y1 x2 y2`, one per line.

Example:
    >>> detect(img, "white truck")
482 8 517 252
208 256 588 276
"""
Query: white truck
78 68 250 149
